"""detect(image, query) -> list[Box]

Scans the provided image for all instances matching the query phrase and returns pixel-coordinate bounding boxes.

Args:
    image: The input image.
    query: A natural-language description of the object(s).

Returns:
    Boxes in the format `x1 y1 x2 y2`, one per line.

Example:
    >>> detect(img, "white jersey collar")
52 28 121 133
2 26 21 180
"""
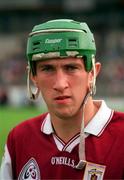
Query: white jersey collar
41 100 113 137
85 100 113 136
41 113 54 134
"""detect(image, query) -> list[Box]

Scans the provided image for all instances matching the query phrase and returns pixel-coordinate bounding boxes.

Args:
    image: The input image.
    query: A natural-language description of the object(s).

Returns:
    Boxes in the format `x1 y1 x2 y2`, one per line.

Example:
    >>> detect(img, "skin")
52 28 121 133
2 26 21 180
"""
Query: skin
31 57 101 142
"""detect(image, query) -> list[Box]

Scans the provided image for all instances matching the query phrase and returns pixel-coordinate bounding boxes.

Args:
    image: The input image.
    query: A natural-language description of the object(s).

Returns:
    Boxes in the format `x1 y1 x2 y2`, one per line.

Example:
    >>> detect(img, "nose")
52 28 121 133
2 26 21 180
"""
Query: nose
53 70 69 92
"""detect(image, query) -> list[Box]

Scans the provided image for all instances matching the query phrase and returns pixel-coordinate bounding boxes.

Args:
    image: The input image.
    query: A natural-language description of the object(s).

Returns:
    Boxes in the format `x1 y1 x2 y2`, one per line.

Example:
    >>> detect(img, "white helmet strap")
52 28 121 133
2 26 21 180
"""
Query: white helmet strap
75 55 96 169
90 55 96 96
27 64 40 100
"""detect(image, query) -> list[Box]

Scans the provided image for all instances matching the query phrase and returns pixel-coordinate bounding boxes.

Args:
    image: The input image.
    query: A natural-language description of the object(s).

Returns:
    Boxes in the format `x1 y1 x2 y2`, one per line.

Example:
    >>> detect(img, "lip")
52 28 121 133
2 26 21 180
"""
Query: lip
54 96 71 104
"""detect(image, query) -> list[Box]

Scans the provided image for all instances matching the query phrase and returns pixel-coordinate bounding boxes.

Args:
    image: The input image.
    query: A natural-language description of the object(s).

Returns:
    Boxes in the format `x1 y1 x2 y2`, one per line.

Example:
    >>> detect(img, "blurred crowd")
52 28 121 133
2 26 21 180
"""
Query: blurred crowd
0 0 124 106
0 30 124 104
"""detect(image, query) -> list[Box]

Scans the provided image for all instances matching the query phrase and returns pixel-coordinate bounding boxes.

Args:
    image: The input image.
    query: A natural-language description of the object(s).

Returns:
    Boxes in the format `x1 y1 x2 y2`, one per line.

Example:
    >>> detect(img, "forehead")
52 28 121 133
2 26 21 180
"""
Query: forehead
36 57 84 66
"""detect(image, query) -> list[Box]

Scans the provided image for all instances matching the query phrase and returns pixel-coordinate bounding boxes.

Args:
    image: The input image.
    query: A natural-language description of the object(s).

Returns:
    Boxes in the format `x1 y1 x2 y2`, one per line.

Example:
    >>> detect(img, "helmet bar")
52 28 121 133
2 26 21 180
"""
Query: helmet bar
29 29 85 37
32 51 81 61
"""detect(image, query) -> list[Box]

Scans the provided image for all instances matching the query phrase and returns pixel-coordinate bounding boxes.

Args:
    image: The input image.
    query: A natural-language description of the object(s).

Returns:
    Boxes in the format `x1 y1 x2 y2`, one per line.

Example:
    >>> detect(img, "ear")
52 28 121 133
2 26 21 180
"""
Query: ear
88 62 101 95
89 62 101 79
95 62 101 77
30 73 38 87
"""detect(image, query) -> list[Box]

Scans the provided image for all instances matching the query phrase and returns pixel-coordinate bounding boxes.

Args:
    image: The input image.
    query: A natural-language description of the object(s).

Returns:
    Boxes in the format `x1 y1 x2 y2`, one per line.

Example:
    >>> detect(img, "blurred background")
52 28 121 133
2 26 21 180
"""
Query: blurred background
0 0 124 107
0 0 124 161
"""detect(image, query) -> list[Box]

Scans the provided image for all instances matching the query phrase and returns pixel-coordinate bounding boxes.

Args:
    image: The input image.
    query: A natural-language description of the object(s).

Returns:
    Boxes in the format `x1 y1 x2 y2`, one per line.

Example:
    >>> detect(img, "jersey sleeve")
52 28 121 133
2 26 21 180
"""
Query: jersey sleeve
0 144 13 180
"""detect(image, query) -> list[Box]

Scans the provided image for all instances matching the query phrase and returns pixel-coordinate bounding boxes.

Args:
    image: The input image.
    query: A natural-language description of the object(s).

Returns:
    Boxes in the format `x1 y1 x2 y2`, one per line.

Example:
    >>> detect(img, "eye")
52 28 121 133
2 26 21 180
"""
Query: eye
38 65 55 72
64 64 78 72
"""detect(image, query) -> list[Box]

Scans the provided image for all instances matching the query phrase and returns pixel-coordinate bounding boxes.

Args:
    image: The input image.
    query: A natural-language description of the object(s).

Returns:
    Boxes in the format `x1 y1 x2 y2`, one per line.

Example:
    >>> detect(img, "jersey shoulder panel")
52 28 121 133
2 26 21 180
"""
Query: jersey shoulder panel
109 111 124 136
6 113 48 156
10 112 48 136
111 111 124 124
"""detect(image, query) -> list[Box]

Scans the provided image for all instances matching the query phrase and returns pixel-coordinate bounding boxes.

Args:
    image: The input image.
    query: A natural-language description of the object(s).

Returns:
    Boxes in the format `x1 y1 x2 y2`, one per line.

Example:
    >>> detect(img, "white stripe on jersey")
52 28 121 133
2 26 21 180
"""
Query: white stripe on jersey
0 144 12 180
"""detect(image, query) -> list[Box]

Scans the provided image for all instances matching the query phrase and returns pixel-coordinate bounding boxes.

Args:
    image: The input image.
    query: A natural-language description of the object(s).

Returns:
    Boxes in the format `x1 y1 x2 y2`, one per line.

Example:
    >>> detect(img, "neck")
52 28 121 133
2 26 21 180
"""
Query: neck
51 111 82 143
51 98 99 143
83 97 99 126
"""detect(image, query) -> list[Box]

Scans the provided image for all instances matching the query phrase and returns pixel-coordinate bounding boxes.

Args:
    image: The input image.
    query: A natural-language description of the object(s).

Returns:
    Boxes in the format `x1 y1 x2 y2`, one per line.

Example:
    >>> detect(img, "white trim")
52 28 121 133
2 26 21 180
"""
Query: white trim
0 145 12 180
41 113 54 134
29 29 83 36
85 100 113 136
53 134 80 153
53 134 65 151
63 134 80 153
97 110 114 136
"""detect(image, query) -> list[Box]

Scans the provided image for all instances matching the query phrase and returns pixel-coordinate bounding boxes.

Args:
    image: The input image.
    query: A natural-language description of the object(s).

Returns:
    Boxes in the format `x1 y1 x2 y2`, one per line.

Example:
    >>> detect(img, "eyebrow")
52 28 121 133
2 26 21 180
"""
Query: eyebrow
37 61 83 66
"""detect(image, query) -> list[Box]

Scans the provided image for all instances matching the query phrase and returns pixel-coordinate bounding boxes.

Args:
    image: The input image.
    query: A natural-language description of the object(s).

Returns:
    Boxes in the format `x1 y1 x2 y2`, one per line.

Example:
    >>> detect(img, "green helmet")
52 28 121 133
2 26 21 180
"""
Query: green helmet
27 19 96 74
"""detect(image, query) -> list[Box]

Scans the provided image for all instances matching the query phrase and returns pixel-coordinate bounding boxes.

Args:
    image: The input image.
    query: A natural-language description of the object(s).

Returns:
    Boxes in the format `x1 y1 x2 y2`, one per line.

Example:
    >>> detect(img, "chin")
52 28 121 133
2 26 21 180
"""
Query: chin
54 109 78 120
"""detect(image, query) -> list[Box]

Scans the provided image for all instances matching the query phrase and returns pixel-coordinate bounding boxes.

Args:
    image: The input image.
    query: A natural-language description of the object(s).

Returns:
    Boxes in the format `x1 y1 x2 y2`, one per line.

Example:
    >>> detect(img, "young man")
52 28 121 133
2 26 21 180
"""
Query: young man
0 19 124 180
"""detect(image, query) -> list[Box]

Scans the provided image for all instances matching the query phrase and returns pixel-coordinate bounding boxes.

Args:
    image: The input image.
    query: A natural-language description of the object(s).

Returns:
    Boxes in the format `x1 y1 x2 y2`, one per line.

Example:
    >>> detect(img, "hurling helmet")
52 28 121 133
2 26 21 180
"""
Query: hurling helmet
27 19 96 74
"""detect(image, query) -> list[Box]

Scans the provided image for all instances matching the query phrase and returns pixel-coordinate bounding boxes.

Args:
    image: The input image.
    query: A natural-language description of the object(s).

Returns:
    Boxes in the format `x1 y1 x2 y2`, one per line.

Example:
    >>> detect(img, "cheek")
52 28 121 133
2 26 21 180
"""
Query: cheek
35 75 48 88
38 82 49 93
87 72 94 83
37 78 52 96
75 75 89 90
71 77 88 101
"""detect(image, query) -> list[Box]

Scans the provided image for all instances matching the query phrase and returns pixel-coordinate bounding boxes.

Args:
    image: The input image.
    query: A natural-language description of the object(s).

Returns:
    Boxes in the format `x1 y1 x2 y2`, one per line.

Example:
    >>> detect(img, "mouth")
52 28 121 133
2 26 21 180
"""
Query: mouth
54 96 71 100
54 96 71 104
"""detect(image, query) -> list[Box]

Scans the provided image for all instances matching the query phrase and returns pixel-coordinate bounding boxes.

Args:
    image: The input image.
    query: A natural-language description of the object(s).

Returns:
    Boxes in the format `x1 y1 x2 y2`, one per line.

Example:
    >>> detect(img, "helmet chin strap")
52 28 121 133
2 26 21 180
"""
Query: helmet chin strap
27 64 40 100
90 55 96 96
74 91 90 169
75 55 96 170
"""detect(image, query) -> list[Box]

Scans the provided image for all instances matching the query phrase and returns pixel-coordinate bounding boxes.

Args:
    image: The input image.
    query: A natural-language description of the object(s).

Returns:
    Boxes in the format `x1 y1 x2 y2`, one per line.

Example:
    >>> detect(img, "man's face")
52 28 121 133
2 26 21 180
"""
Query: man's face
32 58 92 119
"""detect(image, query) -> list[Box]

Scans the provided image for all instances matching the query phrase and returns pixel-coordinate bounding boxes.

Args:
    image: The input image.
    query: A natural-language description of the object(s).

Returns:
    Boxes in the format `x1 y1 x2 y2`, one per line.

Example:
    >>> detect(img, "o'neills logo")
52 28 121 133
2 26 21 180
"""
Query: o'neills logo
51 156 75 168
45 38 62 44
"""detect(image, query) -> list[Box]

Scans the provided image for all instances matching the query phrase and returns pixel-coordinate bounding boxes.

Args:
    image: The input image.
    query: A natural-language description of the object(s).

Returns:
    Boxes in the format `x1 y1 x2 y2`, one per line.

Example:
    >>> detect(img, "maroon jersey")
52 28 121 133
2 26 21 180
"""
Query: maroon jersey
1 101 124 179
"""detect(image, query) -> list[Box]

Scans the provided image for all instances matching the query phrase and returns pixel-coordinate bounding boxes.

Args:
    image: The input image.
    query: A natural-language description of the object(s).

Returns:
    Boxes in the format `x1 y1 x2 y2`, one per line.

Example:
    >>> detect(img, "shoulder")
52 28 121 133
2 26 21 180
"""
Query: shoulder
7 112 48 140
109 111 124 134
112 111 124 123
6 112 49 169
15 112 48 130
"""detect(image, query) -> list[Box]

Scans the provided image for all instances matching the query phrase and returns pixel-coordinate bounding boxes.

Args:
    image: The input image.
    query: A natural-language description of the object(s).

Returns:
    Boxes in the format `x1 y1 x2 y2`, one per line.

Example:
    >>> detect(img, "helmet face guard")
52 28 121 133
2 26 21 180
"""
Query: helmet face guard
27 19 96 75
